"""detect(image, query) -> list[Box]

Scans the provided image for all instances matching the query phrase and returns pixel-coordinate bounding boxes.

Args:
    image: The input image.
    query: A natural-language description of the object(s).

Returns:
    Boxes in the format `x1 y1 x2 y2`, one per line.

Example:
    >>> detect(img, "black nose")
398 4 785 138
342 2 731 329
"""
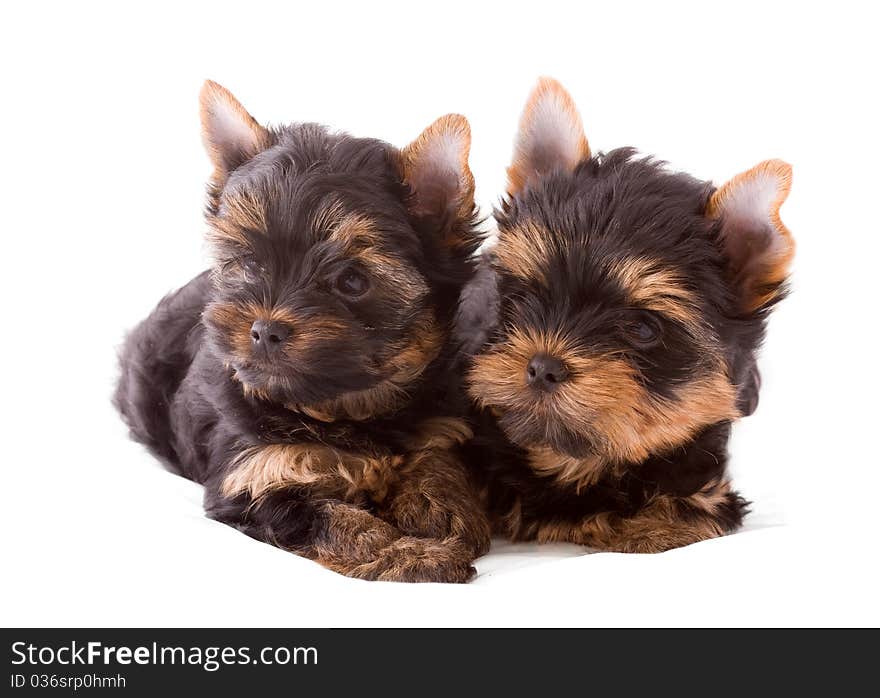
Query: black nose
527 354 569 389
250 320 291 352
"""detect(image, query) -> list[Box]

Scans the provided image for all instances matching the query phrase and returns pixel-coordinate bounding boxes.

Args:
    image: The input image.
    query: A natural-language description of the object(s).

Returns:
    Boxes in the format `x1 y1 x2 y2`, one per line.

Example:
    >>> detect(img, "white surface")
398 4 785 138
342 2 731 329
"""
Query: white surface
1 0 878 627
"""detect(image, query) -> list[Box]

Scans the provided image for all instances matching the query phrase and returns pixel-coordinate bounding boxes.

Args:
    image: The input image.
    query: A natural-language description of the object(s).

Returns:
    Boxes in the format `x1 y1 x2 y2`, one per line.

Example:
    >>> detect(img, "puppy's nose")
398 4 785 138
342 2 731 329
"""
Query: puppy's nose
527 354 569 389
250 320 291 351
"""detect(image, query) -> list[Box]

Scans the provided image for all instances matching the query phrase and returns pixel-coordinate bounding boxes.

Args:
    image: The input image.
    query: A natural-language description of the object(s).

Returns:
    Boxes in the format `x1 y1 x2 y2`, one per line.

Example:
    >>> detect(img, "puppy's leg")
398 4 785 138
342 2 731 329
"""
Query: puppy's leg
531 479 749 553
206 484 476 583
382 448 491 559
311 501 477 583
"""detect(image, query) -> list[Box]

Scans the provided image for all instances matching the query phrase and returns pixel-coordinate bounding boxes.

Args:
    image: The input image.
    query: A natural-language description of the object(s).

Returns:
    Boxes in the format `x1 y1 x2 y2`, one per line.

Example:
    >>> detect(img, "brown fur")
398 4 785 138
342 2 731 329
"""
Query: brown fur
221 443 403 502
525 479 736 553
223 417 489 581
204 300 349 367
507 76 591 195
609 257 704 330
208 189 270 247
324 209 381 248
526 447 607 493
294 309 443 422
469 326 739 465
199 80 270 182
399 113 476 244
495 232 705 332
707 159 795 312
491 221 553 285
322 209 429 300
401 416 474 451
310 503 476 583
380 447 490 557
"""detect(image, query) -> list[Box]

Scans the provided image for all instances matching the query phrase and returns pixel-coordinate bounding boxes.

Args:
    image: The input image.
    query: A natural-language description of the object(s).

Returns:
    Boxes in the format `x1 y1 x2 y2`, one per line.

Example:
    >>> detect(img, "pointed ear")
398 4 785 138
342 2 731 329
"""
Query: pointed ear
707 160 794 312
199 80 270 180
400 114 475 225
507 77 590 195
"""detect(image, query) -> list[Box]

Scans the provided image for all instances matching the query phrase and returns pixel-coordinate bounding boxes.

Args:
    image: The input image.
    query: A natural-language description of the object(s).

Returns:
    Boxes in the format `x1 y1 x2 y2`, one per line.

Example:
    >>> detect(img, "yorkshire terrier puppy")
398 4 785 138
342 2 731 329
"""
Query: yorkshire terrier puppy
460 78 794 553
115 81 490 582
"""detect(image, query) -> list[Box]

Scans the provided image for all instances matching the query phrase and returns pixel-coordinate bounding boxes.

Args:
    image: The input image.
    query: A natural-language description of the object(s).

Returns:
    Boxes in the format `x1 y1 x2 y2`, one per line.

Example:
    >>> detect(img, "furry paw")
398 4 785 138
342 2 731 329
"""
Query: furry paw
336 537 478 583
384 489 491 558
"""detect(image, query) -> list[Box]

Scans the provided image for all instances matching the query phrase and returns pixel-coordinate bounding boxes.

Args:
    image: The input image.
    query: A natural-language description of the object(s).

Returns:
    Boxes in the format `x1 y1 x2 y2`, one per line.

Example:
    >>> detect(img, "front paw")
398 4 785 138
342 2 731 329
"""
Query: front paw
376 538 477 583
346 537 477 583
388 488 455 538
385 488 491 558
599 488 748 554
607 527 720 554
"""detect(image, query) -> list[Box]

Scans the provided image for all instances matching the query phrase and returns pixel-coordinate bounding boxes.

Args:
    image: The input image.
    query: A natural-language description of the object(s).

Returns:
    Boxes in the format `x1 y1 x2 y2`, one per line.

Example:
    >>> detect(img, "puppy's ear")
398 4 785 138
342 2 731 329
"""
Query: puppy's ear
400 114 475 223
507 77 590 195
199 80 270 180
707 160 794 312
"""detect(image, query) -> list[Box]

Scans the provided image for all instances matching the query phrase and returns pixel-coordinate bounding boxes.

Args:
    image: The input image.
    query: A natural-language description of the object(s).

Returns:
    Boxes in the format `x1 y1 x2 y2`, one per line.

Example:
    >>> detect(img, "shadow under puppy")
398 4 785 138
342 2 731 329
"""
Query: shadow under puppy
115 81 490 582
460 78 794 553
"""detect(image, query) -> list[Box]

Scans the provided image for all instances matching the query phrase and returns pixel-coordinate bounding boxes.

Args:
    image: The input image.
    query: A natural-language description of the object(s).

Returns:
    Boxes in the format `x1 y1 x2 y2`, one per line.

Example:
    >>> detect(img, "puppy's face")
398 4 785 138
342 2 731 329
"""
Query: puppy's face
469 79 794 464
197 82 477 418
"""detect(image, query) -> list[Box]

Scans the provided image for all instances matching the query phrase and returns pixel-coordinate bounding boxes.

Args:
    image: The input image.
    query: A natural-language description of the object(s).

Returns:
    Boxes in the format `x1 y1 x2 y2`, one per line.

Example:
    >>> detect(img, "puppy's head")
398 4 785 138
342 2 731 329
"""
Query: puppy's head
469 78 794 464
198 81 479 419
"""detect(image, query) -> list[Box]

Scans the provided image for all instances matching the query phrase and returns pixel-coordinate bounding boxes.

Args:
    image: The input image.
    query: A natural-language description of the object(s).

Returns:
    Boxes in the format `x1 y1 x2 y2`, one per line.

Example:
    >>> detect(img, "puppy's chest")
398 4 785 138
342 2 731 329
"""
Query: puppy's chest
221 415 471 504
486 435 730 531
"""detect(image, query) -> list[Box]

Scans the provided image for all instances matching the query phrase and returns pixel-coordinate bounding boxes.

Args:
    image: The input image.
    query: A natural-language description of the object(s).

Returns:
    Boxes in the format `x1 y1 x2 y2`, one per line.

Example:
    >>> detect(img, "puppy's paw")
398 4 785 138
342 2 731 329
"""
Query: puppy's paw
388 489 454 539
601 493 748 554
378 538 477 583
350 537 477 583
385 489 492 558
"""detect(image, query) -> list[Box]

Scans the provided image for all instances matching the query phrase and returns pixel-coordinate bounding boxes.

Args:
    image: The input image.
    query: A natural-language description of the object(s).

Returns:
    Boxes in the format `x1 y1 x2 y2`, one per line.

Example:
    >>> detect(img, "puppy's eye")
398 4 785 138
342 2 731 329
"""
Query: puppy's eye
222 256 263 281
335 268 370 297
627 313 662 349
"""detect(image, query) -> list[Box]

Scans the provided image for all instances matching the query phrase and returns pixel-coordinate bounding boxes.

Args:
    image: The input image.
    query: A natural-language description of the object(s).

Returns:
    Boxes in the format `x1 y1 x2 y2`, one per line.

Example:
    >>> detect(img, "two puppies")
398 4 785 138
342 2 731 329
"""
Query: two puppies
116 79 793 580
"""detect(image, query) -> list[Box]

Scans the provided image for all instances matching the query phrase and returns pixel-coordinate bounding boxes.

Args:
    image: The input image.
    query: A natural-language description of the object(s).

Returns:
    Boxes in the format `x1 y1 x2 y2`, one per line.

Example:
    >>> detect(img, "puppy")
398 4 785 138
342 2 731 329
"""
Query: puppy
115 81 490 582
460 78 794 553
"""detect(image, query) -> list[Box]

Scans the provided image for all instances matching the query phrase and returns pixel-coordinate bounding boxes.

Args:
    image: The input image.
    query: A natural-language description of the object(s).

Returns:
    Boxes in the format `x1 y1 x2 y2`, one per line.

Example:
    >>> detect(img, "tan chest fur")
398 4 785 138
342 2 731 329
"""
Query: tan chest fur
219 417 472 504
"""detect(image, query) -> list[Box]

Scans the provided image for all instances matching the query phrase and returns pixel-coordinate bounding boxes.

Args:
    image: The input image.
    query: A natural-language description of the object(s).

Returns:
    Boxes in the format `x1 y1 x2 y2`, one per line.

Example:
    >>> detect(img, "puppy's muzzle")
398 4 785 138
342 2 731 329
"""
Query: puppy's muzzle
526 353 569 391
250 319 291 358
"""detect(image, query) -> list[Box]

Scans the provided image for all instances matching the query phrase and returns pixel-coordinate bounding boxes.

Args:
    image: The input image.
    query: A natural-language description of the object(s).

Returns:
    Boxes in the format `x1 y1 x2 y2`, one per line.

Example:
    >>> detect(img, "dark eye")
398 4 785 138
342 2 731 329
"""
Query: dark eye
627 313 662 349
224 255 264 282
335 268 370 297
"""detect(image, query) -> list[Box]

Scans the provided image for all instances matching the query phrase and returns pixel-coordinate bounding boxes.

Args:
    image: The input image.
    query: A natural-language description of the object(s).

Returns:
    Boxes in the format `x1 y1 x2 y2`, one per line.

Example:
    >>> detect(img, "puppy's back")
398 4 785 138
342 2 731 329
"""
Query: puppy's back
114 271 212 474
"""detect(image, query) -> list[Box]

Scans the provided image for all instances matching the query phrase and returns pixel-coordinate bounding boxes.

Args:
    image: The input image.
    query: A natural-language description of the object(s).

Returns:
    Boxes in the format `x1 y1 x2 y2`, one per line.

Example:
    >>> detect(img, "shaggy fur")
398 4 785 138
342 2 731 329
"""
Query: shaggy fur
115 81 490 582
459 78 794 553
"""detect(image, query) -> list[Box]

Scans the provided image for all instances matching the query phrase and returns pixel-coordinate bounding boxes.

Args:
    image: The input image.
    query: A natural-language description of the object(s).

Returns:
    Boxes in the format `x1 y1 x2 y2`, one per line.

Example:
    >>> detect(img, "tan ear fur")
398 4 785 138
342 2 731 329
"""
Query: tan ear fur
507 77 590 195
707 159 794 312
199 80 269 177
400 113 475 223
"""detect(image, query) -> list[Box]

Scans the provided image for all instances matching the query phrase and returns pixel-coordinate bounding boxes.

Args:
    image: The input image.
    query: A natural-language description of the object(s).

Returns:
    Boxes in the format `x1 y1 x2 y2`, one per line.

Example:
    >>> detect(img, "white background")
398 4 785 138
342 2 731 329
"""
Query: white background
1 1 877 627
